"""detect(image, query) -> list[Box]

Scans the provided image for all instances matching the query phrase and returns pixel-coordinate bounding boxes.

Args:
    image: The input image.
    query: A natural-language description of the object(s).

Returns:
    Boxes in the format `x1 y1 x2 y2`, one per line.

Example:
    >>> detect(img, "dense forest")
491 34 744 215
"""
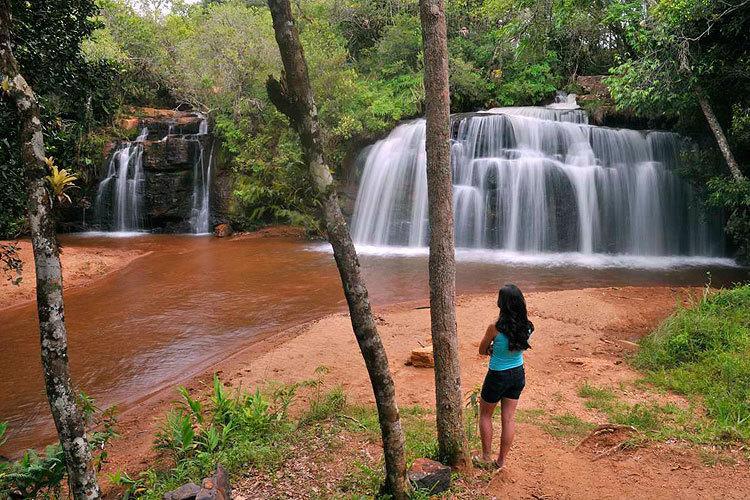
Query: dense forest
0 0 748 259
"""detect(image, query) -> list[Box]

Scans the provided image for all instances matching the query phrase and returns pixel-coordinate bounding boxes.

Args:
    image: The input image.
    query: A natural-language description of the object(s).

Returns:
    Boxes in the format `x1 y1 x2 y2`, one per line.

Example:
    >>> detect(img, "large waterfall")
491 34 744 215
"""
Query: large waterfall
351 107 723 257
95 127 149 232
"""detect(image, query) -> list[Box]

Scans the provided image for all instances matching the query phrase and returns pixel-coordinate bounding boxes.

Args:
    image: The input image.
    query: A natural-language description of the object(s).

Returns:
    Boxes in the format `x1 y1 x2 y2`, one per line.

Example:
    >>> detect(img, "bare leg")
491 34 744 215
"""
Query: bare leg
497 397 519 468
479 397 497 461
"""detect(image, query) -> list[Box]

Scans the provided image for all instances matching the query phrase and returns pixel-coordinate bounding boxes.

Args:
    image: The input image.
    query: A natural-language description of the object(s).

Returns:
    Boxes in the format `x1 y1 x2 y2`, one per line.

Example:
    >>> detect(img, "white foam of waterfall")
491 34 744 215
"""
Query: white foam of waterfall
189 116 213 234
95 127 149 232
547 91 581 109
350 110 725 257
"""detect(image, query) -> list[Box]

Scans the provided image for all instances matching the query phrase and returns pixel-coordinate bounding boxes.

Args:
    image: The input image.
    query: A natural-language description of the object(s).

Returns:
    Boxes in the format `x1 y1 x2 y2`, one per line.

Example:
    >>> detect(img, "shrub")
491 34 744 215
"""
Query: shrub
0 394 116 499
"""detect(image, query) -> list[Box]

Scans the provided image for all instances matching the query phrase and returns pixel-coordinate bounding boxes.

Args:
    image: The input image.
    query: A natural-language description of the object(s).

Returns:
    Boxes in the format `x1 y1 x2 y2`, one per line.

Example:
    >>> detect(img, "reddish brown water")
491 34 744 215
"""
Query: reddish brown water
0 234 745 456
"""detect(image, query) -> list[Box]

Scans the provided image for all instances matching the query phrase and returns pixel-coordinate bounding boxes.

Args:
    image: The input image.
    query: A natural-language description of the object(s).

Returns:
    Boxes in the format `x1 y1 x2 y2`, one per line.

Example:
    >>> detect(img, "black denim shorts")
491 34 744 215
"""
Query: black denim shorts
480 365 526 403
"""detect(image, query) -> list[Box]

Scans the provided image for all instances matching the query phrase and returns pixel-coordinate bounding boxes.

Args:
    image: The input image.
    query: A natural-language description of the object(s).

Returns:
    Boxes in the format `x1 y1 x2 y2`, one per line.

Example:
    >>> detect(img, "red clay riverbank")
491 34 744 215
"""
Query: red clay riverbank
0 239 148 311
100 286 750 499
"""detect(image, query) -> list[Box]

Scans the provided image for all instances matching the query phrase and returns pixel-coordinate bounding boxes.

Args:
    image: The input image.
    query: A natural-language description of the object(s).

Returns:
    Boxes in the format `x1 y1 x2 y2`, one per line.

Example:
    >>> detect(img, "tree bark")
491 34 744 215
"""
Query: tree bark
0 4 100 499
419 0 469 467
697 93 746 181
265 1 408 497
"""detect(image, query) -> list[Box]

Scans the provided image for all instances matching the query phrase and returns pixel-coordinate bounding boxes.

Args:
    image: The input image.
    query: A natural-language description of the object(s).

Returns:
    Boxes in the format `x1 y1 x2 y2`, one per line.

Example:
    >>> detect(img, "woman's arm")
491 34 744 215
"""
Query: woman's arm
478 324 496 356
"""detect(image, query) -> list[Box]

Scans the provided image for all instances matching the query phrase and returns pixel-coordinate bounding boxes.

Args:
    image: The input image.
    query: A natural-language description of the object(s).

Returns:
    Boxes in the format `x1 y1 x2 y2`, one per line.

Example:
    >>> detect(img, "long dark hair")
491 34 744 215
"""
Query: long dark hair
494 283 533 351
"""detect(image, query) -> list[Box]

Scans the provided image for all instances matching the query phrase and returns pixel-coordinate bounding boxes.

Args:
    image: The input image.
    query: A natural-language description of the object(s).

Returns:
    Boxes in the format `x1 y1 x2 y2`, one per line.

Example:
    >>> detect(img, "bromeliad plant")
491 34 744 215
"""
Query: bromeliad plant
44 157 78 205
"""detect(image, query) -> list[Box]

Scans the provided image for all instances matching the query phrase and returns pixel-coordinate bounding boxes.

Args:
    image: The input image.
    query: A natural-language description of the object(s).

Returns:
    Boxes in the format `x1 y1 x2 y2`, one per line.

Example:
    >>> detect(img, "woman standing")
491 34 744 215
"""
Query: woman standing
476 284 533 469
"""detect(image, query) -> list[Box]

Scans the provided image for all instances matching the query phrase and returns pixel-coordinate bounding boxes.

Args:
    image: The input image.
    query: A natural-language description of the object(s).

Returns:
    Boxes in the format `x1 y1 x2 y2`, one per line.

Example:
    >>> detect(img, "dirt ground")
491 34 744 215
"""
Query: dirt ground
101 285 750 499
0 239 147 311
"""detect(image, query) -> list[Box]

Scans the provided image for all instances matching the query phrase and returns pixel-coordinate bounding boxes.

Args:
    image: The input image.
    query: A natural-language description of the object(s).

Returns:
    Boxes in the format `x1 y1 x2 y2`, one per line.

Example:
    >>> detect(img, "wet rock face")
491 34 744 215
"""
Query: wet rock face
141 134 210 232
98 107 219 233
145 170 193 232
143 137 200 172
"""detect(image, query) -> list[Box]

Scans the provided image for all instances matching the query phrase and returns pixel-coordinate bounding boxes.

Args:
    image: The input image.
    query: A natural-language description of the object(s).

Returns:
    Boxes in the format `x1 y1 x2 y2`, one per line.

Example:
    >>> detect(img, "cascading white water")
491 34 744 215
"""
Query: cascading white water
351 108 724 257
95 127 149 232
188 115 213 234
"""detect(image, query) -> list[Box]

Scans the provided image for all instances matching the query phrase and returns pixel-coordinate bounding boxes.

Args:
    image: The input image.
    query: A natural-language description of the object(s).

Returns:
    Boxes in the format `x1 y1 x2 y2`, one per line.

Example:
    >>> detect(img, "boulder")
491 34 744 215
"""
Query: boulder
214 223 233 238
195 465 231 500
406 346 434 368
407 458 451 494
117 117 140 133
163 482 200 500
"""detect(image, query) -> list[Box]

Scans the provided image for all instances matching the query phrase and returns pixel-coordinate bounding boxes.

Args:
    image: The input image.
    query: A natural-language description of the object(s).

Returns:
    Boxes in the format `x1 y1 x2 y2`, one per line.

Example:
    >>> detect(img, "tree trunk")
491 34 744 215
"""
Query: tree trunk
697 93 746 181
678 42 744 182
418 0 469 467
265 1 408 497
0 4 100 499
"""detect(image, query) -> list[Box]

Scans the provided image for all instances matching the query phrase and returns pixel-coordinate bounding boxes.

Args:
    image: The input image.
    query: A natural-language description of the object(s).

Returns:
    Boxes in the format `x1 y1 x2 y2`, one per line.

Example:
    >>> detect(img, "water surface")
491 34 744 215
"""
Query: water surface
0 234 744 455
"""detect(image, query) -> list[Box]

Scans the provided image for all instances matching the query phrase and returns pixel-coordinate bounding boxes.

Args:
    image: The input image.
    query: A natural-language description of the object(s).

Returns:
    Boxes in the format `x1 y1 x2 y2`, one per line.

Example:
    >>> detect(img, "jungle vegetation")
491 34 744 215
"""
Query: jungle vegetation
1 0 749 259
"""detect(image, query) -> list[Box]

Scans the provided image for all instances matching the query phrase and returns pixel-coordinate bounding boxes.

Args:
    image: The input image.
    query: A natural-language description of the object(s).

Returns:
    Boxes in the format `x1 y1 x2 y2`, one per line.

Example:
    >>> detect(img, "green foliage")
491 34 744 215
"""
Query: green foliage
0 396 117 499
90 0 426 231
0 445 67 499
706 177 750 263
634 285 750 441
604 0 750 171
299 386 347 426
0 149 26 238
132 375 292 497
0 0 123 238
0 241 23 286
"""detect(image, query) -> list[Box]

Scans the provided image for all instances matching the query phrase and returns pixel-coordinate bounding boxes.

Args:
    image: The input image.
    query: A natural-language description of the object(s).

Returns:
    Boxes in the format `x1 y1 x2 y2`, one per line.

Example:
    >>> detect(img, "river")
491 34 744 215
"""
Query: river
0 233 744 455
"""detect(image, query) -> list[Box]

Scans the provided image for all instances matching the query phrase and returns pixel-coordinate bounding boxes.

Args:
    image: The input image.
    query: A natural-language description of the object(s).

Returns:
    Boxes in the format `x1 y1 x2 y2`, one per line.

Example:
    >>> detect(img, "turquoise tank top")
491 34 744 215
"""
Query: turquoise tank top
489 331 524 371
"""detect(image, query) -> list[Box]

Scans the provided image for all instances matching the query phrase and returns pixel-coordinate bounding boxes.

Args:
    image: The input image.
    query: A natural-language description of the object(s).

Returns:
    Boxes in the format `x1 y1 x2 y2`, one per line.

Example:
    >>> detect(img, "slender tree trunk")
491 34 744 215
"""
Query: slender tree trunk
697 93 746 181
0 4 100 499
265 1 408 497
678 41 744 182
419 0 469 467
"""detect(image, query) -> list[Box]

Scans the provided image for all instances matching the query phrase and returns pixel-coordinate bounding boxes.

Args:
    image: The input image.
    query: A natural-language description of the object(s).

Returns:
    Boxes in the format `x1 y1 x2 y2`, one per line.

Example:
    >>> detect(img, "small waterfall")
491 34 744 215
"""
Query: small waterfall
351 110 724 257
189 115 213 234
95 127 149 232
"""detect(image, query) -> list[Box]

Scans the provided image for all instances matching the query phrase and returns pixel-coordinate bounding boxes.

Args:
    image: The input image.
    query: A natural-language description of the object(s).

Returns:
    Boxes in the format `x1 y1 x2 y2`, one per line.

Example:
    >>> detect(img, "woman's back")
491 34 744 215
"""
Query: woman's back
489 331 524 371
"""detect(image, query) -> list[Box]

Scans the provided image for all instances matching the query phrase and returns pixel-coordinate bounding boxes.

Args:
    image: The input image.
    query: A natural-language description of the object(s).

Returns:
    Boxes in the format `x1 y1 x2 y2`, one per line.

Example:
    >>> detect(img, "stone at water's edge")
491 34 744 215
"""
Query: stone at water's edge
214 223 233 238
196 465 231 500
163 482 201 500
408 458 451 493
406 345 434 368
162 465 231 500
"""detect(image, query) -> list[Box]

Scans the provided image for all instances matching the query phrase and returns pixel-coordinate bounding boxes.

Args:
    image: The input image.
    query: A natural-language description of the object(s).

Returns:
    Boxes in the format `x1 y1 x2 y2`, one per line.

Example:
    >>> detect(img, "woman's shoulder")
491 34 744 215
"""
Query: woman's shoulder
486 323 497 336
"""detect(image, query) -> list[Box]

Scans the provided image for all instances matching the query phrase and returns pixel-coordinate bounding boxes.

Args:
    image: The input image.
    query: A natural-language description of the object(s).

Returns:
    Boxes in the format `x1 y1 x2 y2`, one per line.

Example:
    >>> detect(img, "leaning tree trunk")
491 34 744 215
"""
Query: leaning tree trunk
697 93 746 181
678 41 745 182
265 0 408 497
0 4 100 499
419 0 470 467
